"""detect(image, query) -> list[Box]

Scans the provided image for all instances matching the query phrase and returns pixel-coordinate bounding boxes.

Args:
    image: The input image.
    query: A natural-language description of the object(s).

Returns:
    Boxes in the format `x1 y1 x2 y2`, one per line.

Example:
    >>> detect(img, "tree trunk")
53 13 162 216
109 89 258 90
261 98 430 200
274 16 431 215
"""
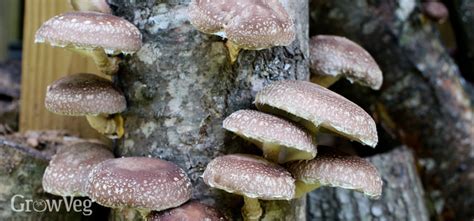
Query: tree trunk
307 146 429 221
109 0 309 220
309 0 474 220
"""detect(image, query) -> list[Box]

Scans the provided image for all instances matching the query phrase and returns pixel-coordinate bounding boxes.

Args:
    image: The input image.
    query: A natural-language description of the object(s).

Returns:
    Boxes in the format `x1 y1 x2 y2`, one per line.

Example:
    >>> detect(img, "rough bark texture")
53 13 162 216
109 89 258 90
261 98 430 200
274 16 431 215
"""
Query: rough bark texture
307 146 429 221
309 0 474 220
0 60 21 134
110 0 309 220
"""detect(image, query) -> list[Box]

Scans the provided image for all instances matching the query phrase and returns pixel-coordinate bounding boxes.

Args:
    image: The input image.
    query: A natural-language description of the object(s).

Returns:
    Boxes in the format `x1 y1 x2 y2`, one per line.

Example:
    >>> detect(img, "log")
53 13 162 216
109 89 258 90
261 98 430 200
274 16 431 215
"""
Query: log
309 0 474 220
110 0 309 220
307 146 429 221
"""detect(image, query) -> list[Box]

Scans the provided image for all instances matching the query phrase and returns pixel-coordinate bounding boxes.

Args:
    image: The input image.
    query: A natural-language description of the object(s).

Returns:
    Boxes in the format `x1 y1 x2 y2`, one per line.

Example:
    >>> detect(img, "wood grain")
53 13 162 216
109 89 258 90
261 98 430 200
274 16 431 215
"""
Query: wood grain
20 0 102 138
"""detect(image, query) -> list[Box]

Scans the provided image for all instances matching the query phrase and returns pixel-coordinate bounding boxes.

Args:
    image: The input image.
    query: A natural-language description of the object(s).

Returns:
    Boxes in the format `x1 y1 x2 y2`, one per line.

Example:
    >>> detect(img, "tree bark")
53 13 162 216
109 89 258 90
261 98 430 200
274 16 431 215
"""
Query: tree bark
109 0 309 220
309 0 474 220
307 146 429 221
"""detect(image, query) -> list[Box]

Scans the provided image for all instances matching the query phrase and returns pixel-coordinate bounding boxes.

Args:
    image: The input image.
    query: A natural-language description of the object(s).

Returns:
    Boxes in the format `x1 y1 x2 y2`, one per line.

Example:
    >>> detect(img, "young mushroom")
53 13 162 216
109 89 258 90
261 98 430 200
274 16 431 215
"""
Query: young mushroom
86 157 192 217
309 35 383 90
286 146 383 199
188 0 295 63
35 11 142 75
203 154 295 221
255 80 378 147
421 1 449 23
70 0 112 14
45 73 127 139
42 142 114 197
147 201 227 221
223 109 317 163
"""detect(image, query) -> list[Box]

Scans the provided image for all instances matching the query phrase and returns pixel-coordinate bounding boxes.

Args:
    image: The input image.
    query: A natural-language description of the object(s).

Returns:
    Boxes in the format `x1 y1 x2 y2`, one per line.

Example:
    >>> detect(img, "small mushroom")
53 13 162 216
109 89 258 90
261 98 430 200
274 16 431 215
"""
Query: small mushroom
70 0 112 14
147 201 227 221
45 73 126 139
422 1 449 23
286 146 383 199
255 80 378 147
42 142 113 197
223 109 317 163
309 35 383 90
203 154 295 221
86 157 192 217
188 0 295 63
35 11 142 75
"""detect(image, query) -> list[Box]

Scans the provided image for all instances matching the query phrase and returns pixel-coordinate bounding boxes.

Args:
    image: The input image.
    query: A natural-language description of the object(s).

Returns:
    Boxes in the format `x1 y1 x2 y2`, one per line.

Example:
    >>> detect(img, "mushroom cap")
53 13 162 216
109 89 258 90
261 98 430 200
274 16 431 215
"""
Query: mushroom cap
70 0 112 14
188 0 295 50
286 146 383 199
309 35 383 90
148 201 227 221
254 80 378 147
202 154 295 200
223 109 317 162
422 1 449 23
45 73 126 116
86 157 192 211
42 142 113 197
35 11 142 54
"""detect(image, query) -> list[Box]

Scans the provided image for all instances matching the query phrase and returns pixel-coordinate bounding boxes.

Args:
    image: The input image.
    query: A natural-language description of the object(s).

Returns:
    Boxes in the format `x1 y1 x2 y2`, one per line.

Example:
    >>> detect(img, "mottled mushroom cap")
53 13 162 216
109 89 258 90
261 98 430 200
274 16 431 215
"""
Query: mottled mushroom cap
86 157 192 211
202 154 295 200
35 11 142 54
45 73 126 116
422 1 449 23
309 35 383 90
42 142 113 197
286 147 383 199
188 0 295 50
148 201 227 221
255 80 378 147
70 0 112 14
223 110 317 162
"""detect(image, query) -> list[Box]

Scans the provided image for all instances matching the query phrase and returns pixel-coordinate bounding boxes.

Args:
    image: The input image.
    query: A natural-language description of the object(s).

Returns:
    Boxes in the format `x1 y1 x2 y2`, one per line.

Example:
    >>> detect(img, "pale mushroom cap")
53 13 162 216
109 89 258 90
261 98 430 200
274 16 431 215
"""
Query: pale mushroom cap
202 154 295 200
148 201 227 221
286 147 383 198
35 11 142 54
42 142 113 197
45 73 126 116
422 2 449 22
309 35 383 90
255 80 378 147
188 0 295 49
86 157 192 211
70 0 112 14
223 109 317 160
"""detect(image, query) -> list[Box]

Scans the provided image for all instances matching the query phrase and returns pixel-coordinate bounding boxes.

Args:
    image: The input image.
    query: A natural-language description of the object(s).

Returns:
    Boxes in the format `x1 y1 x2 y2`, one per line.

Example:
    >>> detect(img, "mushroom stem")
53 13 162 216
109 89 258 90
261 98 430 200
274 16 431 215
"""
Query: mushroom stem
294 180 320 198
89 49 121 75
310 74 341 88
225 40 241 64
86 114 124 139
262 142 282 163
242 196 262 221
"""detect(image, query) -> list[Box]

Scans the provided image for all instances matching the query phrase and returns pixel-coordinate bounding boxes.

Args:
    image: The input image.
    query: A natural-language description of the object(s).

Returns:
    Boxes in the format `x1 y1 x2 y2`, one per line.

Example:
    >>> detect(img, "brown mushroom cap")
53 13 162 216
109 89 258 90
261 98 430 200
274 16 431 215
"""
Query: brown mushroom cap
148 201 227 221
422 1 449 23
45 73 126 116
35 11 142 54
42 142 113 197
223 109 317 162
86 157 192 211
202 154 295 200
286 146 383 199
188 0 295 50
310 35 383 90
255 80 378 147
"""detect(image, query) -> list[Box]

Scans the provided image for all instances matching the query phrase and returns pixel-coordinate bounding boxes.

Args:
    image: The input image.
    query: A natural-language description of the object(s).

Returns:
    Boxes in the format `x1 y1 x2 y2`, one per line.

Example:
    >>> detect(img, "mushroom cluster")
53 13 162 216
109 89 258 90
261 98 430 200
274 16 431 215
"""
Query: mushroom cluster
204 80 383 220
34 3 143 138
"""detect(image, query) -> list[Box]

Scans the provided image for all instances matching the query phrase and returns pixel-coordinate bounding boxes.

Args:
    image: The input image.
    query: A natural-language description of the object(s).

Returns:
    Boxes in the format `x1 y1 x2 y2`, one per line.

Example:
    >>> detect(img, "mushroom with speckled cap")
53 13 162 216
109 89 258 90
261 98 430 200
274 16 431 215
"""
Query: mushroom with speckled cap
35 11 142 75
286 146 383 199
42 142 113 197
188 0 295 63
255 80 378 147
223 109 317 163
45 73 127 139
86 157 192 217
203 154 295 221
147 201 227 221
309 35 383 90
70 0 112 14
